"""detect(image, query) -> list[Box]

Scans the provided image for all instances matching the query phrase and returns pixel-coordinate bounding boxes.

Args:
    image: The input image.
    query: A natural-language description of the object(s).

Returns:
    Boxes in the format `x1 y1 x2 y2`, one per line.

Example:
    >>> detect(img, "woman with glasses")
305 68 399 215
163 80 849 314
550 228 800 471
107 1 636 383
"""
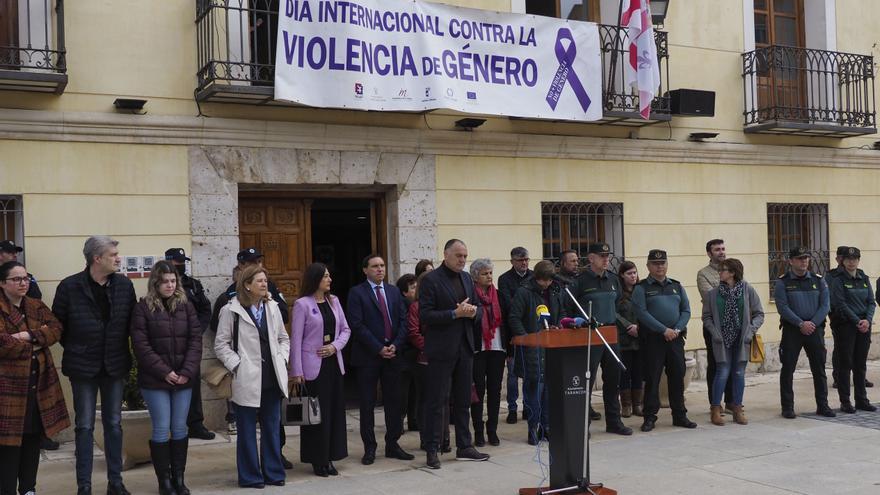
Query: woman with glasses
701 258 764 425
0 261 70 495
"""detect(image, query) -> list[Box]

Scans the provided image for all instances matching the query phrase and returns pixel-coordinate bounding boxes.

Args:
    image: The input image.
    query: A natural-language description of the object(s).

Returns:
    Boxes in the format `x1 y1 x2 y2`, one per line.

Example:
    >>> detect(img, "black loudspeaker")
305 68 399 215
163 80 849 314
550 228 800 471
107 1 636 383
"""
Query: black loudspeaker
669 89 716 117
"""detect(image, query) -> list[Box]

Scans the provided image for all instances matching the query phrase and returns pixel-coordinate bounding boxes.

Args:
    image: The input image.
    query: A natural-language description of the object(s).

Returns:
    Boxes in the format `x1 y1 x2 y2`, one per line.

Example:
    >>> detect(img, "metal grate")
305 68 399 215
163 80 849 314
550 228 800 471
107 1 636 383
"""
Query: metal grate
767 203 829 285
599 23 670 120
742 45 876 136
541 202 624 269
0 0 66 72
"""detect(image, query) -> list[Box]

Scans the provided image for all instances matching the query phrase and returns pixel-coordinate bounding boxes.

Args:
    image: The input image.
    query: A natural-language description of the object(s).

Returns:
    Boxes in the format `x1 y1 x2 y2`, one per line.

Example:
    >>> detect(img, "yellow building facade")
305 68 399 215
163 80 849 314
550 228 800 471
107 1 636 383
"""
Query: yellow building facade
2 0 880 428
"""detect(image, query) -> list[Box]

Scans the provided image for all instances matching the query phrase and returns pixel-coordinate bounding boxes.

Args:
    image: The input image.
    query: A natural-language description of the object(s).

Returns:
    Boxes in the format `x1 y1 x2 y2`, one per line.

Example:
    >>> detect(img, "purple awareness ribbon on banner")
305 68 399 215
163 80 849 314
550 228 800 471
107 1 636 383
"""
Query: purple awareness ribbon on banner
545 28 591 113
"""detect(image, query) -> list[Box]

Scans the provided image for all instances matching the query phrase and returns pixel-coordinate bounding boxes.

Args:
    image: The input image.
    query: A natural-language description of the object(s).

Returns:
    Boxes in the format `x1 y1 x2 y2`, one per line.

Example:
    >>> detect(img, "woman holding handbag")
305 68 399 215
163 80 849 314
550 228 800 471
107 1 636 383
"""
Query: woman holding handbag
702 258 764 426
215 265 290 489
290 263 351 477
131 260 202 495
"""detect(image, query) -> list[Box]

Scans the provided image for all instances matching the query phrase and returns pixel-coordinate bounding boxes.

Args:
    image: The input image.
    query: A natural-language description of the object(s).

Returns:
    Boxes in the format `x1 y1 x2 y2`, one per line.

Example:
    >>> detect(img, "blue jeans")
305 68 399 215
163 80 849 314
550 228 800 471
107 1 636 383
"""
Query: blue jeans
141 387 193 442
712 346 746 406
522 375 549 435
506 357 520 412
70 376 125 488
234 387 285 487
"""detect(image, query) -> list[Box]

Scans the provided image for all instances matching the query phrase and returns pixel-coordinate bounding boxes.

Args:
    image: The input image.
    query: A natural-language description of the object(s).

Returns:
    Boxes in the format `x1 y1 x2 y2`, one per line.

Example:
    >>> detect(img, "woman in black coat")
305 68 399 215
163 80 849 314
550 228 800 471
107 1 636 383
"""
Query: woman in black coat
131 261 202 495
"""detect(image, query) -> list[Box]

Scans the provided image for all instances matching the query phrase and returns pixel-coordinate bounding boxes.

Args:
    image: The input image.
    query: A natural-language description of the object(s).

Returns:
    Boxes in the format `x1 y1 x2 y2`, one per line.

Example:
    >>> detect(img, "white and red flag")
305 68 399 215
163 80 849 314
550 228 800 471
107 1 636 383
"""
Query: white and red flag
621 0 660 119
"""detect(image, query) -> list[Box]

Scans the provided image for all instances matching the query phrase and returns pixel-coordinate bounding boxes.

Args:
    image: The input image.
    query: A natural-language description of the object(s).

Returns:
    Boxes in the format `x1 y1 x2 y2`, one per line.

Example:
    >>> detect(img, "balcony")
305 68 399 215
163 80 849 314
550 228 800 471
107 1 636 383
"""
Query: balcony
0 0 66 94
743 45 876 137
195 1 670 125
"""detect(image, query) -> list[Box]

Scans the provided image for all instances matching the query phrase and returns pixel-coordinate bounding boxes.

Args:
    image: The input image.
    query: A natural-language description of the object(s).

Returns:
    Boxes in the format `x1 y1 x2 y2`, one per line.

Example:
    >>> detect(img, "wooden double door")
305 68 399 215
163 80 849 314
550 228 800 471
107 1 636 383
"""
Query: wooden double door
238 194 386 305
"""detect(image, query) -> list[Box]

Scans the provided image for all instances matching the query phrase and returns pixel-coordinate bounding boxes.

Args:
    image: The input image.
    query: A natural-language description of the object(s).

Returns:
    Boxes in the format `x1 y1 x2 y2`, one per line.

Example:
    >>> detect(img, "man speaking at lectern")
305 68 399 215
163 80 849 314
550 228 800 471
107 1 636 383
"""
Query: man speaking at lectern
567 243 632 436
509 260 562 445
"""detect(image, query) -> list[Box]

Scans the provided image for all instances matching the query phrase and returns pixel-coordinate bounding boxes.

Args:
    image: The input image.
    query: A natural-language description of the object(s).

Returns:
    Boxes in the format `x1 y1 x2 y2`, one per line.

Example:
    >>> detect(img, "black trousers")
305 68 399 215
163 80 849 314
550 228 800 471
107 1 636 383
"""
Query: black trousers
399 364 420 430
641 333 687 420
301 357 348 465
703 328 734 405
355 358 403 451
0 433 41 495
588 343 623 425
471 350 506 434
833 324 872 404
779 324 829 410
424 340 473 452
619 349 643 390
187 372 205 428
830 319 841 385
414 363 449 448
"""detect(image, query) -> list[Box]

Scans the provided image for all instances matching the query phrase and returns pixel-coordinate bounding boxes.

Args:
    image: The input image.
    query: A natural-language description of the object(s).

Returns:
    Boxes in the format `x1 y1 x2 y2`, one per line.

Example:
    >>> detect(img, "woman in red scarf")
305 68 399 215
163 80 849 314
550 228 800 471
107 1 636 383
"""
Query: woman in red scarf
469 258 505 447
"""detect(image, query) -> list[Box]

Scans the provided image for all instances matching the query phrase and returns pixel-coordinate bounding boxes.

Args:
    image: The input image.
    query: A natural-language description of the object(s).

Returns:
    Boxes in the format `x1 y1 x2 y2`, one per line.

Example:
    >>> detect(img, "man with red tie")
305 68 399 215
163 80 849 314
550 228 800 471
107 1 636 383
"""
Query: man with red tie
347 255 414 465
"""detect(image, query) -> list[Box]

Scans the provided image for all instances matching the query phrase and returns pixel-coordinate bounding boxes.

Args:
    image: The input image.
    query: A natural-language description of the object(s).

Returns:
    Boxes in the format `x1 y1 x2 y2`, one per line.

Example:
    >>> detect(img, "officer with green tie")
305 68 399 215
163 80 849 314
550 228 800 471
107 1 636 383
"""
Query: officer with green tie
632 249 696 432
567 243 632 436
828 246 876 413
775 246 835 419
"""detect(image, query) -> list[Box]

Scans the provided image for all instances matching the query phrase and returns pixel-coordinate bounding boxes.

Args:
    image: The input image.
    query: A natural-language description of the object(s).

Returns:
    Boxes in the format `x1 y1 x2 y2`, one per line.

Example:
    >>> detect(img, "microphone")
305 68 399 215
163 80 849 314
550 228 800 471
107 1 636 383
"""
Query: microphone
560 317 588 329
535 304 551 329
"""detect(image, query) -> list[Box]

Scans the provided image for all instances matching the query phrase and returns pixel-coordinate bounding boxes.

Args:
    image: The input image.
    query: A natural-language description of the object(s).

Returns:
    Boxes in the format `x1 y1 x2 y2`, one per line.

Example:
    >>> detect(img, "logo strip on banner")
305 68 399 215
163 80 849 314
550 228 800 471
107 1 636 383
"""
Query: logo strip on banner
274 0 603 122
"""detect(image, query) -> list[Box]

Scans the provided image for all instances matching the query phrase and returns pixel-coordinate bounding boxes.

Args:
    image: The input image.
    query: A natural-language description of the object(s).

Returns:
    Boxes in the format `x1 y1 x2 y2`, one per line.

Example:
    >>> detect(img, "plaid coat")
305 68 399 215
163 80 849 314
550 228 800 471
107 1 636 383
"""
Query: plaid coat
0 293 70 446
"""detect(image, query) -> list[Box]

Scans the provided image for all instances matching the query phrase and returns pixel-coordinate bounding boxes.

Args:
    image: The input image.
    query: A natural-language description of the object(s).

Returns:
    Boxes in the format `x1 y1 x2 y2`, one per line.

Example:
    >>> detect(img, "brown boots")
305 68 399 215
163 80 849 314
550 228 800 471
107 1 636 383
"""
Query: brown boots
620 390 633 418
632 389 644 417
731 405 748 425
710 405 725 426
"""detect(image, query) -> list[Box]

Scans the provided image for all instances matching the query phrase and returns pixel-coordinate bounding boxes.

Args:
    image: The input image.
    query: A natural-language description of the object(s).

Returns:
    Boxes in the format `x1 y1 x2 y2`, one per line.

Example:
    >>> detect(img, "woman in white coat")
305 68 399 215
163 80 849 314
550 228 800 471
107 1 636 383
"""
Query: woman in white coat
215 265 290 489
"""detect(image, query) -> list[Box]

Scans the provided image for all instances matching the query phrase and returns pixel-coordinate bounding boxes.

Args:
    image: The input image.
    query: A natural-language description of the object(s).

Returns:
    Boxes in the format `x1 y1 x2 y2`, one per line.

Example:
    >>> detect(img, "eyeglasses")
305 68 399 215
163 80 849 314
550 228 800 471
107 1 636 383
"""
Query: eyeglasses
3 277 30 285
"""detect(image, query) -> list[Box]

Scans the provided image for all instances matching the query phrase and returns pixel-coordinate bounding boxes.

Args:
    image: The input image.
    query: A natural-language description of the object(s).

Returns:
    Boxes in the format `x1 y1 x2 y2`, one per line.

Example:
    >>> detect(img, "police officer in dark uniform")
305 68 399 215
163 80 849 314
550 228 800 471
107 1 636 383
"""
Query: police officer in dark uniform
0 240 41 299
632 249 696 432
829 246 877 413
567 243 631 435
828 246 847 390
164 248 216 440
775 246 835 419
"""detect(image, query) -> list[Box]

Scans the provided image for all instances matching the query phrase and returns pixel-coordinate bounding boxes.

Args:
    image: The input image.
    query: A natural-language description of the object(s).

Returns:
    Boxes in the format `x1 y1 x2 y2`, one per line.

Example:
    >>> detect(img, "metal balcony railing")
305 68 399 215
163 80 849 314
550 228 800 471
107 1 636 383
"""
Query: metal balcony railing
597 23 670 125
0 0 66 93
743 45 876 137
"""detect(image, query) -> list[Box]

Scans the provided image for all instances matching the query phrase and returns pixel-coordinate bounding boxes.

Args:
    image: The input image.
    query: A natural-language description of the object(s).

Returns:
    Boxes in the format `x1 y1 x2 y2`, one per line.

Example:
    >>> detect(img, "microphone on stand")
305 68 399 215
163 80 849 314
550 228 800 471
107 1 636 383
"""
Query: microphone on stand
535 304 551 329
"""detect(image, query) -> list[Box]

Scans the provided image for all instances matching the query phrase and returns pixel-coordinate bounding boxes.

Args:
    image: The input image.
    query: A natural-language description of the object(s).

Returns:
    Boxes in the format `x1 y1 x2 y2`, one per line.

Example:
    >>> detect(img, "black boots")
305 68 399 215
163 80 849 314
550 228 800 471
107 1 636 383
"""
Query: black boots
149 441 177 495
170 438 191 495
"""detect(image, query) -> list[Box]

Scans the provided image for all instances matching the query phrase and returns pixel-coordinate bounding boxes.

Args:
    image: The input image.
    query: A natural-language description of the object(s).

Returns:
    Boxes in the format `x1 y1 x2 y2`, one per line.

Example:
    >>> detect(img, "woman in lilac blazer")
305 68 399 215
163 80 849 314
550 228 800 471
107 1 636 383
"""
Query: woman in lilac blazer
290 262 351 477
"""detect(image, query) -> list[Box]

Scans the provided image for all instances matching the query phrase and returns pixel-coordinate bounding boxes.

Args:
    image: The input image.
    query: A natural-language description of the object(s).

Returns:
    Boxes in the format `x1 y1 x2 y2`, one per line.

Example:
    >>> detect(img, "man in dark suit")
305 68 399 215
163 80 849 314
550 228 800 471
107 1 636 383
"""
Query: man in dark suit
420 239 490 469
347 255 414 465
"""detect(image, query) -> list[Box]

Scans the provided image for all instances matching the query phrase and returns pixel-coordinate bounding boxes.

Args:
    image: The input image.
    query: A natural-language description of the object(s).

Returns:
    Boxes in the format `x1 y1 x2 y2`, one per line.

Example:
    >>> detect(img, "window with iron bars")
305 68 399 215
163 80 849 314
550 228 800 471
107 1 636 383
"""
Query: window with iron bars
0 196 24 262
541 202 624 269
767 203 829 290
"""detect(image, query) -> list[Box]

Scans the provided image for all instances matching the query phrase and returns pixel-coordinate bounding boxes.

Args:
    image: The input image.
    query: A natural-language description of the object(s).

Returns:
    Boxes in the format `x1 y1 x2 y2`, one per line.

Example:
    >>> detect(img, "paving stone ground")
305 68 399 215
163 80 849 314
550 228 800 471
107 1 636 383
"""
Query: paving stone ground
36 362 880 494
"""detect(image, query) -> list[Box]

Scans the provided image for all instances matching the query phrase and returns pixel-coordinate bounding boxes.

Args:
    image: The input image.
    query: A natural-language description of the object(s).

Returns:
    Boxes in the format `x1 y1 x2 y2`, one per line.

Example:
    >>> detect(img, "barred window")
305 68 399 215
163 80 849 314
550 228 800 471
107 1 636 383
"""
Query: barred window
0 196 24 261
767 203 829 284
541 202 624 267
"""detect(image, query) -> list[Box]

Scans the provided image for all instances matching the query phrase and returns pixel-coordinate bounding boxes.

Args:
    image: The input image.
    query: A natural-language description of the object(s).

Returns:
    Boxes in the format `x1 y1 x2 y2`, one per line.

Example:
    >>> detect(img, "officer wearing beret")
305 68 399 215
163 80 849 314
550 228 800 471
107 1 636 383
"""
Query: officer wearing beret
828 247 876 413
775 247 835 419
567 243 631 435
632 249 696 431
165 248 216 440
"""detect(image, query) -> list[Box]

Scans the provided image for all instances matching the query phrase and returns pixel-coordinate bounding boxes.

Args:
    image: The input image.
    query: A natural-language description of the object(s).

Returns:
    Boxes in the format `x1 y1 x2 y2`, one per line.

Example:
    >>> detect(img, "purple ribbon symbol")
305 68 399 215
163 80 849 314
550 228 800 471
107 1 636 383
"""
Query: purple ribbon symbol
545 28 591 113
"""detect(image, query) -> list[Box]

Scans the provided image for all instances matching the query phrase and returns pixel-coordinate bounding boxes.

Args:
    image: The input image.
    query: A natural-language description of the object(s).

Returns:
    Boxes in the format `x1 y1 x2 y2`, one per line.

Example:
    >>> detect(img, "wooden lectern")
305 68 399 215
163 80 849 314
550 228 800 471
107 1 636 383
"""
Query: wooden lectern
511 326 619 495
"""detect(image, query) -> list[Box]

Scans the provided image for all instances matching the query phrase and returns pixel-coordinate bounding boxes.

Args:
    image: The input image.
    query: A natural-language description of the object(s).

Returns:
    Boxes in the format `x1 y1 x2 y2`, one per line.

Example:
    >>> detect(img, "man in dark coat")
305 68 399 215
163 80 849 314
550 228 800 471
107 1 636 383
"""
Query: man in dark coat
165 247 215 441
419 239 489 469
497 246 532 424
347 255 413 465
52 236 137 495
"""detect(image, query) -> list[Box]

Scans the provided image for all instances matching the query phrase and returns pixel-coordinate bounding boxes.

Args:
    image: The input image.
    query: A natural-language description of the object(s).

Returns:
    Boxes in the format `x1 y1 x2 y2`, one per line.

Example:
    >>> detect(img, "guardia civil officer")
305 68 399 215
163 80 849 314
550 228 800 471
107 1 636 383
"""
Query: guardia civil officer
632 249 697 432
164 248 216 441
775 246 835 419
828 247 877 413
567 243 631 435
827 246 847 390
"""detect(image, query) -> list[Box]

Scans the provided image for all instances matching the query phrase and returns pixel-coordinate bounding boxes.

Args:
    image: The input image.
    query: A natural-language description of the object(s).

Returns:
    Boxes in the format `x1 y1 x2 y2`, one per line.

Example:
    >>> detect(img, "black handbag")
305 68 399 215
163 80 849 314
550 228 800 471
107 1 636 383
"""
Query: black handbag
284 383 322 426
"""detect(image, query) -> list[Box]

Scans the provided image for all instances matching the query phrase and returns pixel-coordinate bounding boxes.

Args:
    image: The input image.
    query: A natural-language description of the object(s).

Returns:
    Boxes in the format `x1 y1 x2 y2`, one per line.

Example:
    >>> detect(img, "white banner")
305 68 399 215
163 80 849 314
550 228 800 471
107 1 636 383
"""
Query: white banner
274 0 603 121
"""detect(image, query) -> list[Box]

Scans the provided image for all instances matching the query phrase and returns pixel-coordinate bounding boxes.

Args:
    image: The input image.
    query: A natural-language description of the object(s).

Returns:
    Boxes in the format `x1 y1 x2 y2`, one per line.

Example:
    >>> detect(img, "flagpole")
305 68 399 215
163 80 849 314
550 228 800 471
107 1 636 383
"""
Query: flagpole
606 0 627 112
